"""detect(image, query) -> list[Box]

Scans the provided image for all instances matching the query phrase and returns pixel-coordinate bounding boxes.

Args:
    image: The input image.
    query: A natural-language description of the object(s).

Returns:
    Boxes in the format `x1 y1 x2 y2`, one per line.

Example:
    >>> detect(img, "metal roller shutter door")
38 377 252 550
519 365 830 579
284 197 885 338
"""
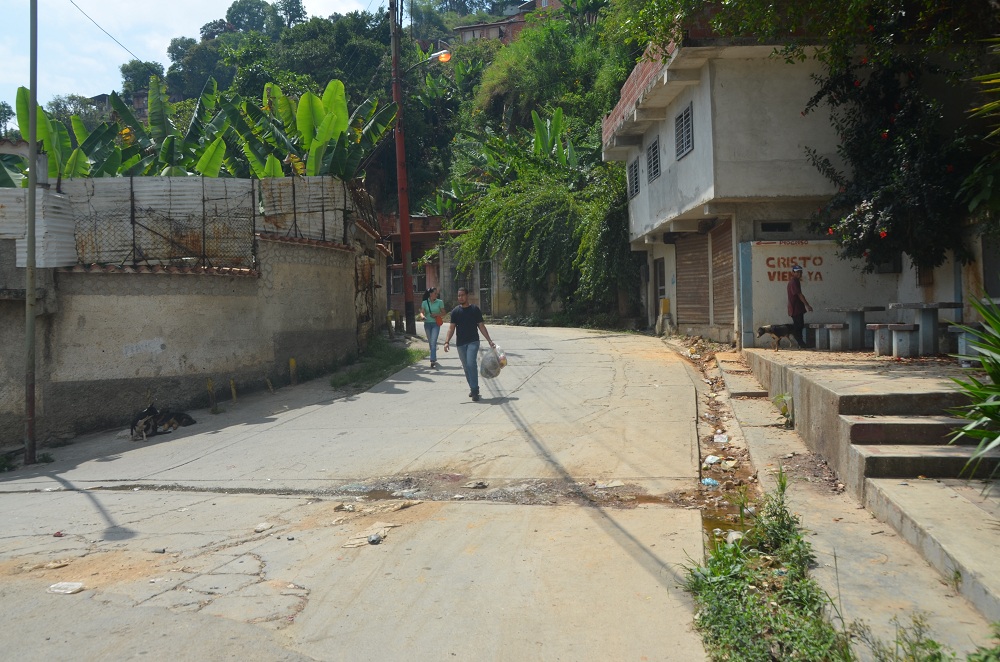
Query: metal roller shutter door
676 233 710 325
711 220 734 326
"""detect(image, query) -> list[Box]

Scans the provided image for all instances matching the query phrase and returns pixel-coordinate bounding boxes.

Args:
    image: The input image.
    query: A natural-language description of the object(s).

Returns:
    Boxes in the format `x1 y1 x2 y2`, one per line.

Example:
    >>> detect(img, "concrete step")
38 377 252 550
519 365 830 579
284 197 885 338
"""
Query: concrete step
852 444 1000 480
716 355 768 398
842 415 971 445
864 478 1000 623
719 370 768 398
838 391 969 417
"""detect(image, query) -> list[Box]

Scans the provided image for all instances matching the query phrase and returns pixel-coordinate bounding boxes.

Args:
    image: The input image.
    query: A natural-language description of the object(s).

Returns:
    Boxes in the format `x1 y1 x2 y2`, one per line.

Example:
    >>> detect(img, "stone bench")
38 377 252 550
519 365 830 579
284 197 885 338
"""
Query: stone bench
889 323 919 358
825 323 849 351
866 323 892 356
948 323 984 367
808 323 849 350
808 323 829 350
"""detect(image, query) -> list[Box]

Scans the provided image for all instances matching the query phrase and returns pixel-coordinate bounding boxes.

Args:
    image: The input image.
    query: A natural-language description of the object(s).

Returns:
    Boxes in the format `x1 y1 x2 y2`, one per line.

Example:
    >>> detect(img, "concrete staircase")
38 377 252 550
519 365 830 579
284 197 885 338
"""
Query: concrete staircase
843 413 1000 485
736 351 1000 496
726 349 1000 622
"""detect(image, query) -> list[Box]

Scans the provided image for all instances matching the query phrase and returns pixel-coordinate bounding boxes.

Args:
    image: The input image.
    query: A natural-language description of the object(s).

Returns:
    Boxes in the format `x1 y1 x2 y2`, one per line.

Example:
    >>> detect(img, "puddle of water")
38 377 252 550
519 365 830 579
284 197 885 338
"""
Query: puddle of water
632 494 672 505
701 512 752 553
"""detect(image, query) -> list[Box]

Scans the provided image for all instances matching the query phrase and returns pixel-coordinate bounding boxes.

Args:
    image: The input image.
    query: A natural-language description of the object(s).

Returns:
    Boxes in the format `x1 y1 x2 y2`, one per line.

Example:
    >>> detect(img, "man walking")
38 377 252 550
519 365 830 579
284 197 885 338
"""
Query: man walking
443 287 496 402
788 264 813 348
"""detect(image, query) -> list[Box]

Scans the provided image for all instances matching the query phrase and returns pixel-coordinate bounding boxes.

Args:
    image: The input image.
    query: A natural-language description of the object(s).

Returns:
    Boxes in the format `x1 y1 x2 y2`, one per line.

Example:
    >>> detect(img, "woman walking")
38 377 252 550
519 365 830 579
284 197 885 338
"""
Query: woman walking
420 287 446 368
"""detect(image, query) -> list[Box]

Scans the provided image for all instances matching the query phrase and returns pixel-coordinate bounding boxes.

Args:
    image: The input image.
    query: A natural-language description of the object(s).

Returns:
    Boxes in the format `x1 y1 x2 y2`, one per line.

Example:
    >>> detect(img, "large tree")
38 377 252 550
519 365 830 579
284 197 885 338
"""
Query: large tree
275 0 307 28
120 60 166 98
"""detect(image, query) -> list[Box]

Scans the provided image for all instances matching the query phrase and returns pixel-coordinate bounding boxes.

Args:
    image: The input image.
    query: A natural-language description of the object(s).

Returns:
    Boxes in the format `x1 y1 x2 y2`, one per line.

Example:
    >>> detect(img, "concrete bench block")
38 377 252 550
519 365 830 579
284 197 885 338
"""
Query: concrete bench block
827 323 849 351
808 323 829 350
949 324 983 366
867 324 892 357
890 323 919 358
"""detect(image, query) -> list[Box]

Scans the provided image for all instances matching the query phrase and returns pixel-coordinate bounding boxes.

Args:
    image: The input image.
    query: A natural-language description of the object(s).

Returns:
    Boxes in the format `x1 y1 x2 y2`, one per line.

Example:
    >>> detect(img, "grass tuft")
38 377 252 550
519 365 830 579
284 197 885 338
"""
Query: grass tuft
330 335 427 391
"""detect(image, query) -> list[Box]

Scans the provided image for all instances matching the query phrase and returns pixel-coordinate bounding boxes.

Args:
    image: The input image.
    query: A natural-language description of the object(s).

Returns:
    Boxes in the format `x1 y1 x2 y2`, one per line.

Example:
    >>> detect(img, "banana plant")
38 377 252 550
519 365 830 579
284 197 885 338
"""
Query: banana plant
531 108 577 168
15 86 90 188
223 79 396 181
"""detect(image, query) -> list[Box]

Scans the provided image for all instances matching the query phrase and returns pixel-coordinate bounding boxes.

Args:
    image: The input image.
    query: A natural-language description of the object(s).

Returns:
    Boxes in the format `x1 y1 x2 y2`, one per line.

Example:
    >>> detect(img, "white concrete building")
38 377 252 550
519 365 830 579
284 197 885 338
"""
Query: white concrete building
602 37 979 348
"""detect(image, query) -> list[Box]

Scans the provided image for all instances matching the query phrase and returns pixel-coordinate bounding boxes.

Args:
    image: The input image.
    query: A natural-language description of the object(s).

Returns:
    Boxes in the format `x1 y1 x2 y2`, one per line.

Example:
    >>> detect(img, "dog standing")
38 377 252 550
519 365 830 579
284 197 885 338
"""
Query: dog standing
757 324 799 350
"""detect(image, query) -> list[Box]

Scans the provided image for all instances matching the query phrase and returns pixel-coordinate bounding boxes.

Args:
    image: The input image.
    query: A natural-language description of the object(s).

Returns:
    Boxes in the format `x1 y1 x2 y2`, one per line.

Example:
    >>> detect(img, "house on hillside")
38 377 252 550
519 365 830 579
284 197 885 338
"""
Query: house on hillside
603 33 982 348
454 0 562 45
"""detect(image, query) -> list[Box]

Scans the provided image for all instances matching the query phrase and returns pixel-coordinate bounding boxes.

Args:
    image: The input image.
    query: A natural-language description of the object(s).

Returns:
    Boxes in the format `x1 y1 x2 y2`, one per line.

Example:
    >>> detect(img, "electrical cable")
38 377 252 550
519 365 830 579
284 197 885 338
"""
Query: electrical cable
68 0 143 62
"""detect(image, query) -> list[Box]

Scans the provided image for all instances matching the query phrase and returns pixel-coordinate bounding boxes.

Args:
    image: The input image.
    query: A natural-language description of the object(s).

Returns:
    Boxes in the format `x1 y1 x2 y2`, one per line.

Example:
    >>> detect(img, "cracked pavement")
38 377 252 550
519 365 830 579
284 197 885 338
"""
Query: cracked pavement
0 327 707 661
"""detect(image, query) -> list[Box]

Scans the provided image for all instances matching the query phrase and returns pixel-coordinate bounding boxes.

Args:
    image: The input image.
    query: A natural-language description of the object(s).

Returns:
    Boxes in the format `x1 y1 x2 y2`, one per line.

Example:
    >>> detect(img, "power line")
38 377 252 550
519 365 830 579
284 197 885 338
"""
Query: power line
69 0 143 62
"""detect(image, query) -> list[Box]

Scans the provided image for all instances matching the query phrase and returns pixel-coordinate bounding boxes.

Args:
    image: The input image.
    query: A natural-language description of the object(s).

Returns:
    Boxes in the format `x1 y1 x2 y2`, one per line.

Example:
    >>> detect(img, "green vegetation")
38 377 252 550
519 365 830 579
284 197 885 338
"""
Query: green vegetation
949 295 1000 480
330 335 427 391
687 469 852 661
688 470 1000 660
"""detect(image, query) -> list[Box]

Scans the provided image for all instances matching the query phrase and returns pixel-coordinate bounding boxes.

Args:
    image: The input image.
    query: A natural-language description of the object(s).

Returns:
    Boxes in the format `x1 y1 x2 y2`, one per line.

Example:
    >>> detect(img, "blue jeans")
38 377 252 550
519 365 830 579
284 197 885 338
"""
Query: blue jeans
455 340 480 393
424 322 441 362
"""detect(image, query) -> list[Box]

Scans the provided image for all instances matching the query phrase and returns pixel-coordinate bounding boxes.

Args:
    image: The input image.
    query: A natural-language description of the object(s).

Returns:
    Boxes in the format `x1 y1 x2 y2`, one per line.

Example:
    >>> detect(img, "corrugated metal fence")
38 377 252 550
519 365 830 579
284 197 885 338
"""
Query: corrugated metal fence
57 176 360 269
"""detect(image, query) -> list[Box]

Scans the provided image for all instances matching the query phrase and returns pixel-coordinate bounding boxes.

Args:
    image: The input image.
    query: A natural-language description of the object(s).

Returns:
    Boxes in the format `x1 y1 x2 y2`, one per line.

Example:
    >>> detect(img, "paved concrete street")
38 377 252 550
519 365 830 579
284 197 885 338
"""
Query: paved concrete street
0 327 707 661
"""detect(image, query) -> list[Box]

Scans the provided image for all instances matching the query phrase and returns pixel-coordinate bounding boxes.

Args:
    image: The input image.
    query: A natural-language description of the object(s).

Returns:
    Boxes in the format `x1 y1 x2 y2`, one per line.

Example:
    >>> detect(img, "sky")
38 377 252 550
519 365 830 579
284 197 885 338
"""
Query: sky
0 0 371 131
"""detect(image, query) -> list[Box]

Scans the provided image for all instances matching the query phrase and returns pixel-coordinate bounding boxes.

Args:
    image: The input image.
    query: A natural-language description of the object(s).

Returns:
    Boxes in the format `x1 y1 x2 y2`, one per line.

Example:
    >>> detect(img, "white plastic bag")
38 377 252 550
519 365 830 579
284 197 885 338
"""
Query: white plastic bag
479 344 506 379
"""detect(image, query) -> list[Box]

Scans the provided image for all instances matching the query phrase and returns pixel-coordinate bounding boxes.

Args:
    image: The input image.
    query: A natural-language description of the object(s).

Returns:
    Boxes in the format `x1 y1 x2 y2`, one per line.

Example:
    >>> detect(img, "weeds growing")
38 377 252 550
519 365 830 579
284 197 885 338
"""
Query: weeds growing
330 335 426 391
685 469 1000 660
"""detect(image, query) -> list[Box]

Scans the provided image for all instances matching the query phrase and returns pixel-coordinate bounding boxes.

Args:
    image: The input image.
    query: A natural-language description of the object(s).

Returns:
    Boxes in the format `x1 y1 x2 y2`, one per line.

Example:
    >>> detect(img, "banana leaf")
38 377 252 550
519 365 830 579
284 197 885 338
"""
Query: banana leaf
15 87 48 145
321 80 349 138
147 76 177 145
93 146 122 177
264 83 297 137
296 91 325 151
46 119 72 179
184 77 219 146
0 156 23 187
157 135 189 174
195 135 227 177
63 147 91 178
263 154 284 178
70 116 91 146
109 91 152 148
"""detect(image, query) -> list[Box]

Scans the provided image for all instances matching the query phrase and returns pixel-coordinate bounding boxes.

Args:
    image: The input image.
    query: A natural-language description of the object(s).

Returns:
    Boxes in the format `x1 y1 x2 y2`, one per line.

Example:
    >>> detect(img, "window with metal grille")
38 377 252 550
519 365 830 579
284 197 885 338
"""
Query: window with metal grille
675 103 693 160
627 158 640 198
646 138 660 182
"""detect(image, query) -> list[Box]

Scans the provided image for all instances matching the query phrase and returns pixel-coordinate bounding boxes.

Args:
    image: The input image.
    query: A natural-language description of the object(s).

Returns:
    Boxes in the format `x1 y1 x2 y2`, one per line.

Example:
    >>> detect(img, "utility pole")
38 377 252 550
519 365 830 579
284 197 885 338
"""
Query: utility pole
24 0 38 464
390 0 417 335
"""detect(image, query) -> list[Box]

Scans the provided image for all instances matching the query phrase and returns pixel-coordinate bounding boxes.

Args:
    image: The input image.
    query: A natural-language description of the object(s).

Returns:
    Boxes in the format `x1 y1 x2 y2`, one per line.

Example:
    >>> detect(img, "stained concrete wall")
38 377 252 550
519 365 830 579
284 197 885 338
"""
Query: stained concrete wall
0 235 385 445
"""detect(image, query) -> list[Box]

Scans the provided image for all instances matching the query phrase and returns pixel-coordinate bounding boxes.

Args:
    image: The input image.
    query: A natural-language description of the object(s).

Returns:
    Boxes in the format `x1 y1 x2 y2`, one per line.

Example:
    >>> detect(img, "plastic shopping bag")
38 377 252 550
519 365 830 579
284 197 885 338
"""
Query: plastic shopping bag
479 344 506 379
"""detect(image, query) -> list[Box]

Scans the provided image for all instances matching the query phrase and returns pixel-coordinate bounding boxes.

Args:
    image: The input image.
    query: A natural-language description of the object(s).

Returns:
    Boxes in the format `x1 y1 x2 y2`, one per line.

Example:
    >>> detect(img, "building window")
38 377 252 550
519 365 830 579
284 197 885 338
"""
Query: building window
675 103 693 160
646 138 660 182
627 158 640 198
413 265 427 293
390 269 403 294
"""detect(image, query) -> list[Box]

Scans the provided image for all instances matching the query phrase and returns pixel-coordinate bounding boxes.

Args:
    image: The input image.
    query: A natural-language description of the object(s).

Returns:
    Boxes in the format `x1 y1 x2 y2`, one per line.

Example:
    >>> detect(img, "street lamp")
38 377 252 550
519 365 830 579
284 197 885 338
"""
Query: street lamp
390 0 449 335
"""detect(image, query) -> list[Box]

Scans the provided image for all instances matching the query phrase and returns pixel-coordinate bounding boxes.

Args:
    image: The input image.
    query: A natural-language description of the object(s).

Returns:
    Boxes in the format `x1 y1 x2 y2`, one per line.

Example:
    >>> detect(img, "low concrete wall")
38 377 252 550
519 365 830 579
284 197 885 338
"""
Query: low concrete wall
0 234 386 445
742 350 864 497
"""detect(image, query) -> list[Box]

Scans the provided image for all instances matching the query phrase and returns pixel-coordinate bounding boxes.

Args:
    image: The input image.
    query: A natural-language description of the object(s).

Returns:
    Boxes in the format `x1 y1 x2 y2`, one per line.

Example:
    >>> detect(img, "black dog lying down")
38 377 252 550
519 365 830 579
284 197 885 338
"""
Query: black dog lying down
130 405 196 441
756 324 799 350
